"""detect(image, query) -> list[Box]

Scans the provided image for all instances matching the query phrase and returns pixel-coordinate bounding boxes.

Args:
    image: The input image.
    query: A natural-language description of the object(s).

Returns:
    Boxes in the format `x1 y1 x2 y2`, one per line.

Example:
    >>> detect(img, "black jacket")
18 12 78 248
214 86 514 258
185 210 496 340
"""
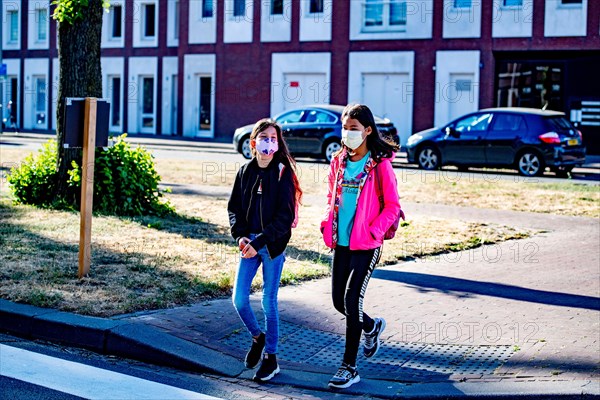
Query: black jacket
228 156 296 258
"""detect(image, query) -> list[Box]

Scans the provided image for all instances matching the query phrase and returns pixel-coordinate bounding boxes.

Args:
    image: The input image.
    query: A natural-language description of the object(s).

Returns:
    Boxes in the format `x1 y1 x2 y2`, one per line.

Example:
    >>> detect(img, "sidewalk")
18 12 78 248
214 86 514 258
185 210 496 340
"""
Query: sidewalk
1 202 598 398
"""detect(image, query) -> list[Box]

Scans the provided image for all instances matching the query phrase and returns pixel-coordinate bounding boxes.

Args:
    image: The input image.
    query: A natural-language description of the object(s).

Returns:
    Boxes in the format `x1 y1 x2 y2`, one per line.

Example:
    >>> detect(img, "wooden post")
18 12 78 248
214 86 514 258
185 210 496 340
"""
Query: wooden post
78 98 97 278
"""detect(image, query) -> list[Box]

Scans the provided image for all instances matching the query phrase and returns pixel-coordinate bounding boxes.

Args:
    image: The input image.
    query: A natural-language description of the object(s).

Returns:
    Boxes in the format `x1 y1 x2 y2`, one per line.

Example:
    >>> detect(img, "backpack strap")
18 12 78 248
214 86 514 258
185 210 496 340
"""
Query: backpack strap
375 163 384 212
278 163 286 181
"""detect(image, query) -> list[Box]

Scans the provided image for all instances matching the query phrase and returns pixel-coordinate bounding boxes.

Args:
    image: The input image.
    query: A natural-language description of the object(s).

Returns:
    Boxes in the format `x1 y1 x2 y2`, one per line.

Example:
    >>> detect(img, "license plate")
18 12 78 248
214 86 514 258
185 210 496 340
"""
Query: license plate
567 139 579 146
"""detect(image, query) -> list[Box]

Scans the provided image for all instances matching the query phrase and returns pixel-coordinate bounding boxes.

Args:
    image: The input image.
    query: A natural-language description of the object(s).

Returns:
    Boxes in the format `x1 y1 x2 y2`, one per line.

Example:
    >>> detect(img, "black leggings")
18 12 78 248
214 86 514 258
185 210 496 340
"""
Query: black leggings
331 245 381 366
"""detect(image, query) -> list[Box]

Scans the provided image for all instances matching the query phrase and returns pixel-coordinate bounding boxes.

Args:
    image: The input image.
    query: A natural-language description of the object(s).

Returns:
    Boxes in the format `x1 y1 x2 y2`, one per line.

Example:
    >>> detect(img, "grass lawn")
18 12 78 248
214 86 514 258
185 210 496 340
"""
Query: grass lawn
1 144 596 317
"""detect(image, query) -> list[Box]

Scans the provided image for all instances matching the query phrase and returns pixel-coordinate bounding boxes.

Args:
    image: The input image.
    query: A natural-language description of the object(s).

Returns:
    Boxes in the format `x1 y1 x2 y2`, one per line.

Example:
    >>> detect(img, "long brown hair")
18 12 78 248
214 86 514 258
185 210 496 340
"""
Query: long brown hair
250 118 303 205
341 104 399 162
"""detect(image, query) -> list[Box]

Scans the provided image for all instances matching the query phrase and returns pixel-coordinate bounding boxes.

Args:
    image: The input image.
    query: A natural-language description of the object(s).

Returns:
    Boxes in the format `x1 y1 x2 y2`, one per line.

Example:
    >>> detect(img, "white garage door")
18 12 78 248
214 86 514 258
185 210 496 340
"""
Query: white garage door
448 73 476 122
283 73 328 111
361 73 411 146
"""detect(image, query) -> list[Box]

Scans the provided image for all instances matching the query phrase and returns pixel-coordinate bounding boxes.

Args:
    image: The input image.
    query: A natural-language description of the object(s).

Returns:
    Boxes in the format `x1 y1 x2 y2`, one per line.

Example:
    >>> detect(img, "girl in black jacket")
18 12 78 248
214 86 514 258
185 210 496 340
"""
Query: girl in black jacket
228 119 302 382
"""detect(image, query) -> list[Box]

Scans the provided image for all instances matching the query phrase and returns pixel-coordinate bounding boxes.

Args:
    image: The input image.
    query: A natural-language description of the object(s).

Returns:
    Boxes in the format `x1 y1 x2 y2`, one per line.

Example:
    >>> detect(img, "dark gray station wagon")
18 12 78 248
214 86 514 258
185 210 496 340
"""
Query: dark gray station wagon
406 108 586 177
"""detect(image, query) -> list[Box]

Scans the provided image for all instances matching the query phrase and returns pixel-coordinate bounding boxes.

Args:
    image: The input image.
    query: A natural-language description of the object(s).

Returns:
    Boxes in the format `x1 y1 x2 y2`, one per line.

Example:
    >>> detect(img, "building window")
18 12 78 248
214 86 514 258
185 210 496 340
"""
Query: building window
8 10 19 42
174 0 180 39
363 0 407 31
310 0 324 13
110 76 121 127
143 3 156 38
503 0 523 6
110 5 122 39
271 0 283 15
496 62 563 111
561 0 582 4
233 0 245 17
199 77 212 131
202 0 213 18
37 8 48 41
454 0 471 8
34 76 47 125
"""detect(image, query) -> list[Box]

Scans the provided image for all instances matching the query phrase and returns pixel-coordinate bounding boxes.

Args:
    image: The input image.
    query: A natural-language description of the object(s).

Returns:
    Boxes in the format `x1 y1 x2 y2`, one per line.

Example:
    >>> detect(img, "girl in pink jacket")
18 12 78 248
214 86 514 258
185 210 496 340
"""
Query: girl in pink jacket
321 104 404 389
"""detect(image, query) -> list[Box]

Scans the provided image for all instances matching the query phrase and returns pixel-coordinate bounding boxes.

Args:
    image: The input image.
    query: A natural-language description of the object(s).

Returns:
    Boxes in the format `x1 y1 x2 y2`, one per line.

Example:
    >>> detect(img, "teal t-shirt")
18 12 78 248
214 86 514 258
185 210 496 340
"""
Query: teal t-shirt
337 152 370 246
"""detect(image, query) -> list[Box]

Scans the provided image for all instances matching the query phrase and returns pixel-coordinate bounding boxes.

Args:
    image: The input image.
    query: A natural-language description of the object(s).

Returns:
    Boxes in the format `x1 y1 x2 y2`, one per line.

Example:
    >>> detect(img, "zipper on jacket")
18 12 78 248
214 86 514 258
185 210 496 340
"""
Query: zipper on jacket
246 175 261 224
259 178 265 232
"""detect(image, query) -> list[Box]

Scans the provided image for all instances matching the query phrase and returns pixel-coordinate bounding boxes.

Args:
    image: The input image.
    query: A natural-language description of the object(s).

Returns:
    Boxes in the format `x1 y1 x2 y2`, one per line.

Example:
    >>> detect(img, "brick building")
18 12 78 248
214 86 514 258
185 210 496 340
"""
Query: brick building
1 0 599 151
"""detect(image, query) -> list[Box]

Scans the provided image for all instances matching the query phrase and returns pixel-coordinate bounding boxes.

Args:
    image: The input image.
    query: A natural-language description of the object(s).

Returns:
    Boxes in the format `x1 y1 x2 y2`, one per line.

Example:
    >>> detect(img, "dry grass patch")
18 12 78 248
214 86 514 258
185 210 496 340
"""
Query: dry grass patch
0 191 531 317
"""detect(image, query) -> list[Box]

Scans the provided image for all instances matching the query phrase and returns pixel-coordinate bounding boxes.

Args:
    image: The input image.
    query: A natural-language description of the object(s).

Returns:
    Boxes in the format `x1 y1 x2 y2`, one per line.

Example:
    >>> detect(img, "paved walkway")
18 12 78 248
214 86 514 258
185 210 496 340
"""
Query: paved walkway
118 201 599 397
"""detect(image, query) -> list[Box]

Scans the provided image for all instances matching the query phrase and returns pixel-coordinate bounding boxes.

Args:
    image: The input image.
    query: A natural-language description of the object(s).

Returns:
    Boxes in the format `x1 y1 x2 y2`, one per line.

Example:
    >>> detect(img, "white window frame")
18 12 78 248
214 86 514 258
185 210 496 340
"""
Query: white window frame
558 0 583 8
142 3 157 40
33 75 47 128
36 8 48 43
109 4 123 40
107 75 122 129
453 0 472 8
308 0 324 14
202 0 214 19
174 1 180 39
271 0 284 15
361 0 407 33
232 0 246 18
8 10 19 43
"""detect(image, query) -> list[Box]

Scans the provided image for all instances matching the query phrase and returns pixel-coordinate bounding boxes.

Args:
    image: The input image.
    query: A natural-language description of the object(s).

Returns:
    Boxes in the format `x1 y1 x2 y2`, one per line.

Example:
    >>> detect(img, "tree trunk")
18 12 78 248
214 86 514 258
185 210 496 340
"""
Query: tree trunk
54 0 104 202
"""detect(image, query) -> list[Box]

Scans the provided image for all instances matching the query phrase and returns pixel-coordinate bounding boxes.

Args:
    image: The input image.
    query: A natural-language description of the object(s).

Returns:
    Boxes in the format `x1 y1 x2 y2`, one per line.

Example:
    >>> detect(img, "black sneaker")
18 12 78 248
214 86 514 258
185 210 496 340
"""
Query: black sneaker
363 317 386 358
328 363 360 389
253 353 280 382
244 332 265 368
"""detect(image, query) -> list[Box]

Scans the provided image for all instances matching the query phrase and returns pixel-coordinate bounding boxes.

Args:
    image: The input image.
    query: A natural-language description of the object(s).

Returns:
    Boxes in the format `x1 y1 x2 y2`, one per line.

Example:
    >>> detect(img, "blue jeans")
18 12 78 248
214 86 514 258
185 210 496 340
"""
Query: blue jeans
232 236 285 355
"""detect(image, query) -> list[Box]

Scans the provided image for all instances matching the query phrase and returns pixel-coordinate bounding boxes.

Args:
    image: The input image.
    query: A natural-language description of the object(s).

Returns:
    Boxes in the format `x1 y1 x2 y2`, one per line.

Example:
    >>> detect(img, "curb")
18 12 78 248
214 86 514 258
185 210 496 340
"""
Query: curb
1 299 598 399
0 299 244 377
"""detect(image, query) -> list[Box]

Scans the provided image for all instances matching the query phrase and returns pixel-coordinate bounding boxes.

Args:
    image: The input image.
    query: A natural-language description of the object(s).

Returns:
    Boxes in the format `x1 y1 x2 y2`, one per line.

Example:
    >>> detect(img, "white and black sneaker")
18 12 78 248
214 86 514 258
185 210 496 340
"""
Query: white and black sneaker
363 317 386 358
328 363 360 389
245 332 265 368
253 353 280 382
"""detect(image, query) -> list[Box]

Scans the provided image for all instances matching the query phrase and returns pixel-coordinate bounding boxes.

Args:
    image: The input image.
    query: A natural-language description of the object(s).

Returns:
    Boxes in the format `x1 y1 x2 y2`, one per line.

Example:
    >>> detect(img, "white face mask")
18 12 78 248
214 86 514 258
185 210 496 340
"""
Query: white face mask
342 129 365 150
255 137 278 156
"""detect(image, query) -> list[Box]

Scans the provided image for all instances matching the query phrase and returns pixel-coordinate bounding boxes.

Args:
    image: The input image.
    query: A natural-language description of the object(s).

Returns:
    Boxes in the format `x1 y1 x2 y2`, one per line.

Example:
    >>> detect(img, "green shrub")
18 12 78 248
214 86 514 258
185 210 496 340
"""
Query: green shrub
68 135 174 216
7 140 59 207
8 135 174 217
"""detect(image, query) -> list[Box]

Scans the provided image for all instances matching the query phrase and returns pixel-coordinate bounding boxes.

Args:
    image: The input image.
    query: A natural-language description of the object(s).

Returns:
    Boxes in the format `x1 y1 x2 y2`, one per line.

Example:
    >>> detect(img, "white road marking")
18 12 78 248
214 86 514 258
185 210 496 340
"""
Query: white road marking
0 344 221 400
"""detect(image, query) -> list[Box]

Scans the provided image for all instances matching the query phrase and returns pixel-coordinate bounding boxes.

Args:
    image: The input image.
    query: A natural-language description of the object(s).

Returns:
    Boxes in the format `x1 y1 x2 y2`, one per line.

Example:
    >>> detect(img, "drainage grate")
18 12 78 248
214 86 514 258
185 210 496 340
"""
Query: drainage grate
219 320 515 376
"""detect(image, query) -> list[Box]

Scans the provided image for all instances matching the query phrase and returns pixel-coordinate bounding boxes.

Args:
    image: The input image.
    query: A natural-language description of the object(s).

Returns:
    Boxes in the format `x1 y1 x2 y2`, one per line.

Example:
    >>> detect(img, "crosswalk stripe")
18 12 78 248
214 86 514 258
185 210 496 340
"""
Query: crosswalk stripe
0 344 221 400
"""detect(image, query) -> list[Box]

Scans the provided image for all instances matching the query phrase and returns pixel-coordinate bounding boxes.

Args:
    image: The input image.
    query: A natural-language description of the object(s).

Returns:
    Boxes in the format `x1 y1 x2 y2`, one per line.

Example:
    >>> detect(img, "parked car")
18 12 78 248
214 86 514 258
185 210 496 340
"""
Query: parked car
406 107 586 177
233 104 399 162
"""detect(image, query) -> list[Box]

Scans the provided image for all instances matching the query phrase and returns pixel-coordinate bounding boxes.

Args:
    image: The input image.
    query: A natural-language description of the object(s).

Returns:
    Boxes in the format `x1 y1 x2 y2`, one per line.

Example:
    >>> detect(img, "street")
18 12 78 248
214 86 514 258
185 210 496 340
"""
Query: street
1 132 599 185
0 333 361 400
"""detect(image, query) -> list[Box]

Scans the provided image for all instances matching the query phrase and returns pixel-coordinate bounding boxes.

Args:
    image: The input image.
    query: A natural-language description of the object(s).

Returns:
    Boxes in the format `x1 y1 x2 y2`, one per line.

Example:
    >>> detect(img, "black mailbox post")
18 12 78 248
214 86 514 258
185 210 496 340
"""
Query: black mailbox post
64 98 110 148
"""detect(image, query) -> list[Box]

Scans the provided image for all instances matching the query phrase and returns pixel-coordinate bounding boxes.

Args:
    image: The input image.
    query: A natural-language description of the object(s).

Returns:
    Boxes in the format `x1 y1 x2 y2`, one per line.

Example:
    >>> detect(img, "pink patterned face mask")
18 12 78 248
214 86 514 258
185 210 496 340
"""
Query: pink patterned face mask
255 138 278 156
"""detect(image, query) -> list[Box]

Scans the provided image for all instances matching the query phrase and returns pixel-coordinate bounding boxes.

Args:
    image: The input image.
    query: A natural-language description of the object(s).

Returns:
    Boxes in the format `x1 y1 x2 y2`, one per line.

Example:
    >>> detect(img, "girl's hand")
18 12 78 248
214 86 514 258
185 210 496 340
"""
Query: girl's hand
242 243 257 258
238 237 250 251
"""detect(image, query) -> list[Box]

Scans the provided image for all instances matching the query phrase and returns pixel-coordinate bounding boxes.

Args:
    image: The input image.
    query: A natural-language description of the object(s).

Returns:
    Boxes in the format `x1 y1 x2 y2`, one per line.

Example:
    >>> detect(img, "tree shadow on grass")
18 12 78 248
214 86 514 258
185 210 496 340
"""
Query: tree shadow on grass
132 212 233 244
0 202 230 317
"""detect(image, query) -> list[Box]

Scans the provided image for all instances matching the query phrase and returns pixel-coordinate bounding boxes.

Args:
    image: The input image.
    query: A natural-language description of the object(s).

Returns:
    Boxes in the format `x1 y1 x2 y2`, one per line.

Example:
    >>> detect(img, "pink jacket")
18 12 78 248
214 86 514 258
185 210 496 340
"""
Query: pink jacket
320 153 401 250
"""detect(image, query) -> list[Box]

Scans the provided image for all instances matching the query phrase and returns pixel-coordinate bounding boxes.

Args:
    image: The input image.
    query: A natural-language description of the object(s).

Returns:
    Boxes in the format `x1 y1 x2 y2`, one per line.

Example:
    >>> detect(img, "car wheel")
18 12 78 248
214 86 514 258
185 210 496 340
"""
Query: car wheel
240 136 252 159
417 146 441 170
323 140 341 163
517 151 545 177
